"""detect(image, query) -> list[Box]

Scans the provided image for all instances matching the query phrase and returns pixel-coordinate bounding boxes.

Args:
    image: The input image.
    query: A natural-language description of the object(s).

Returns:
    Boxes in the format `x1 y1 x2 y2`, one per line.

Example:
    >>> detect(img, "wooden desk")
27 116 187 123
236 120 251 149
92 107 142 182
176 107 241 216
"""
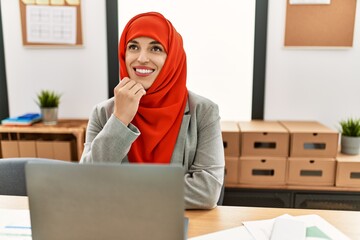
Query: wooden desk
1 195 359 239
185 206 360 239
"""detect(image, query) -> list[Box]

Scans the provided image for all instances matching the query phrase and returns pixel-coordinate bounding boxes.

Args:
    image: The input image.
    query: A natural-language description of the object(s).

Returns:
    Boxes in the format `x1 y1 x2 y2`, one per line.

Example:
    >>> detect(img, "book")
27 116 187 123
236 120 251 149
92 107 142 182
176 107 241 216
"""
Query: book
1 113 42 126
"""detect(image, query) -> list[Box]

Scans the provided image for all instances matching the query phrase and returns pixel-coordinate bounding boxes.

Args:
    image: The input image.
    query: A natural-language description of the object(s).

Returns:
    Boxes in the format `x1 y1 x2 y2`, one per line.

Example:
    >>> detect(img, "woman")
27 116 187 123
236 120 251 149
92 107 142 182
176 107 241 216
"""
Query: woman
80 12 224 209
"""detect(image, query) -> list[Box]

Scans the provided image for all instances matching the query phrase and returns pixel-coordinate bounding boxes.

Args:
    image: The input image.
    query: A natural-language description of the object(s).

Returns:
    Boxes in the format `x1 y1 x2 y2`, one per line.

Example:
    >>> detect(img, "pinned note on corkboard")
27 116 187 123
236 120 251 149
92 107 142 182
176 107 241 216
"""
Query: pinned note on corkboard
284 0 357 47
19 0 82 46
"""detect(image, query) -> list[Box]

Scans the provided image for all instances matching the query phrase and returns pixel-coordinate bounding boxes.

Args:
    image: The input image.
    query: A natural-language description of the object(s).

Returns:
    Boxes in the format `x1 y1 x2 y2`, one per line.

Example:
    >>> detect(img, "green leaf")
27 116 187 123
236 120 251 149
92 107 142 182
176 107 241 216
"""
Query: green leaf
35 90 61 108
339 118 360 137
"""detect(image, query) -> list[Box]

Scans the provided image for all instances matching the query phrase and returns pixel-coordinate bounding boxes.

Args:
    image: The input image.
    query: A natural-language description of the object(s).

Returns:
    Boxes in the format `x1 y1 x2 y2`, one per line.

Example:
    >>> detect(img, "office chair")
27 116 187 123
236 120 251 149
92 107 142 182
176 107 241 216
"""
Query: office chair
217 182 225 205
0 157 72 196
216 167 226 205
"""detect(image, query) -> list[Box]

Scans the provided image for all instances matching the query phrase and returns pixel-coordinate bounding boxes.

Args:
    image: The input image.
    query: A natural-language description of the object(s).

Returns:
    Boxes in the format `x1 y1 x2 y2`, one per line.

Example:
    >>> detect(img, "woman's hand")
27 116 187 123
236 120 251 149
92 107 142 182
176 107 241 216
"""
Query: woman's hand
113 77 146 126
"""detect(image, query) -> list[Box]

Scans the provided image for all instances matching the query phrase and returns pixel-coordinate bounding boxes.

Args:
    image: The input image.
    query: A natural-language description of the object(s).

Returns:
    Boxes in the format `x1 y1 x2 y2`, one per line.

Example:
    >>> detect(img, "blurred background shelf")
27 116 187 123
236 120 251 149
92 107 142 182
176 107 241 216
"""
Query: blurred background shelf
0 119 88 161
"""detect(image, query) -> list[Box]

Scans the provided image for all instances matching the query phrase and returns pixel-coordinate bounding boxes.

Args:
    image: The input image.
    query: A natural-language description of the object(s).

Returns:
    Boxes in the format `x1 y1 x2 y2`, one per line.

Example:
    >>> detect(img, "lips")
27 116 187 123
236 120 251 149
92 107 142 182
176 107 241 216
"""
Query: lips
133 66 155 77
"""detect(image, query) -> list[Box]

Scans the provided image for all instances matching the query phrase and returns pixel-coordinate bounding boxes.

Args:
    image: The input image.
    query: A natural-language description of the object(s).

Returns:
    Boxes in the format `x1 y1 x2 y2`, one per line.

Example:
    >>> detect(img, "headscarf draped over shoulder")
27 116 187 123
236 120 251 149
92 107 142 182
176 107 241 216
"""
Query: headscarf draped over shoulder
118 12 188 164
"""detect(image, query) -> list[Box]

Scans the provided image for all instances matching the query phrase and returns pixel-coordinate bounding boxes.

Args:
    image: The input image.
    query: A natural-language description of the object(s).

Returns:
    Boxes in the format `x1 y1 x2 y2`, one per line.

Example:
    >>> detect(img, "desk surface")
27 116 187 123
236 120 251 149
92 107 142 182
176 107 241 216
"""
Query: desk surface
1 195 359 239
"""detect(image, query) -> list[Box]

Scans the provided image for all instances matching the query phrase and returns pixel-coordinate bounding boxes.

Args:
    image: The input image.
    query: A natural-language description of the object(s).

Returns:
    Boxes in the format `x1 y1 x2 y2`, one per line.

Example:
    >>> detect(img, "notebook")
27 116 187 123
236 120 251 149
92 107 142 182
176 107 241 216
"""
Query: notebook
1 113 41 126
25 162 185 240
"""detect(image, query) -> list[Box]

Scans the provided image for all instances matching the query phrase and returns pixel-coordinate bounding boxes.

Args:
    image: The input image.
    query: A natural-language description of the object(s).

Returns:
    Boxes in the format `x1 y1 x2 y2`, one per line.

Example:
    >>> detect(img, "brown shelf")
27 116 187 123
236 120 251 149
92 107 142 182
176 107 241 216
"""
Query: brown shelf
0 119 88 161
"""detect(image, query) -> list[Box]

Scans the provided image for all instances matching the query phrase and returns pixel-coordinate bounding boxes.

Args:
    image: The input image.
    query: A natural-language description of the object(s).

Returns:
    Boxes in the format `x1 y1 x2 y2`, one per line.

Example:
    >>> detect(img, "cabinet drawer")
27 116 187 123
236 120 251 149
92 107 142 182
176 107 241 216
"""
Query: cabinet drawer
295 193 360 211
223 188 291 208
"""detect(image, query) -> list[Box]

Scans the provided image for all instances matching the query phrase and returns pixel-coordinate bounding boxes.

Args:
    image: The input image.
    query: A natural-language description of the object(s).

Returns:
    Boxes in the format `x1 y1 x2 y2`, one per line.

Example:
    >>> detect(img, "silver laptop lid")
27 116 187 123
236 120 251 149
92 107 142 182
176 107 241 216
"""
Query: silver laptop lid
25 163 184 240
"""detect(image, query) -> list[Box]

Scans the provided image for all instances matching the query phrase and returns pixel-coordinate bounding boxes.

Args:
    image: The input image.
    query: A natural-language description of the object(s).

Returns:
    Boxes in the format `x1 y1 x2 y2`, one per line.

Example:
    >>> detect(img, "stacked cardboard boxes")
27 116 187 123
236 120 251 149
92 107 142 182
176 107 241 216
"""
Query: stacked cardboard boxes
0 133 74 161
336 153 360 187
238 121 289 185
281 121 339 186
221 120 360 190
221 121 240 184
35 140 73 161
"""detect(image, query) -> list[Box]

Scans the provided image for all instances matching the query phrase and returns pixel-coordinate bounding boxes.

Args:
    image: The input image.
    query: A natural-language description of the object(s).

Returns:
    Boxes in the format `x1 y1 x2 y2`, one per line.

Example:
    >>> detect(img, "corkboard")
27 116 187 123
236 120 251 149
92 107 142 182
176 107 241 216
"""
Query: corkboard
19 0 83 46
284 0 357 47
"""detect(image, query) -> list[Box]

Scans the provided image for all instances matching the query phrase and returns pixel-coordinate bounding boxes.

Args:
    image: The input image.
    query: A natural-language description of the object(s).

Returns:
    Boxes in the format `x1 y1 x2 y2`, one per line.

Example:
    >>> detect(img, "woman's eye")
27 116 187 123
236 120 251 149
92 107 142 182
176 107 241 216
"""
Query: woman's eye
152 46 163 52
128 44 138 50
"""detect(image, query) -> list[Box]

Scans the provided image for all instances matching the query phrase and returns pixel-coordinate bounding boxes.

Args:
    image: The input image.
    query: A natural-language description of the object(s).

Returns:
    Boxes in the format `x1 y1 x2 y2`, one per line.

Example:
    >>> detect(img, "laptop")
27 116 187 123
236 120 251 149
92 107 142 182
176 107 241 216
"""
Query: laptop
25 162 185 240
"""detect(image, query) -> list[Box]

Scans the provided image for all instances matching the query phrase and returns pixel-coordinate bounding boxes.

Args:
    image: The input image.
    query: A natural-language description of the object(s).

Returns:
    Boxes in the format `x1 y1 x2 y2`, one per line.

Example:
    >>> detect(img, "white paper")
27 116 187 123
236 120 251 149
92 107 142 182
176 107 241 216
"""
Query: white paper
26 5 77 44
35 0 49 4
0 209 31 239
188 226 255 240
243 214 351 240
65 0 80 5
243 214 291 240
21 0 36 4
50 0 65 5
295 214 350 240
270 218 306 240
290 0 331 4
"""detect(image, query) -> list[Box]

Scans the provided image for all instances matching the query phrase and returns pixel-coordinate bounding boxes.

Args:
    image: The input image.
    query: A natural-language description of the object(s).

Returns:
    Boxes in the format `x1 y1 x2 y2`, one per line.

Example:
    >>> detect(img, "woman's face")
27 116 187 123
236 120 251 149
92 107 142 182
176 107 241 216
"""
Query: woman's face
125 37 167 90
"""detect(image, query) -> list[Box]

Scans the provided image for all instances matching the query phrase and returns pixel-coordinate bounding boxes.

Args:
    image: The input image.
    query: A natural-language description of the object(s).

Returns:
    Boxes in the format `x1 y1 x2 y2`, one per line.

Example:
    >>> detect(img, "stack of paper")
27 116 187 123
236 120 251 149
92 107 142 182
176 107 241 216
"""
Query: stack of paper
0 209 32 239
189 225 255 240
243 214 350 240
189 214 350 240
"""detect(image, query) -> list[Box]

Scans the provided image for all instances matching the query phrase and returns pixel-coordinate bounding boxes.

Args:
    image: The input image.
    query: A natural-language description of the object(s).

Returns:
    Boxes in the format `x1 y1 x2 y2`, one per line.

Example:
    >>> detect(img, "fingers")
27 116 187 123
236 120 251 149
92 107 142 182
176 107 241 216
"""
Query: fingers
115 78 145 98
114 77 130 92
129 82 146 97
115 77 141 92
118 77 131 88
113 78 146 126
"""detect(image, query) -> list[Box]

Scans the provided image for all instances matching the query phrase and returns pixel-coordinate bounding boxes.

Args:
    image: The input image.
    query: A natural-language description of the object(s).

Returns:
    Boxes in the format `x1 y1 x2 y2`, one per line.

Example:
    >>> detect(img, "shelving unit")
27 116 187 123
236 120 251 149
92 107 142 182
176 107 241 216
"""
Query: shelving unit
0 119 88 161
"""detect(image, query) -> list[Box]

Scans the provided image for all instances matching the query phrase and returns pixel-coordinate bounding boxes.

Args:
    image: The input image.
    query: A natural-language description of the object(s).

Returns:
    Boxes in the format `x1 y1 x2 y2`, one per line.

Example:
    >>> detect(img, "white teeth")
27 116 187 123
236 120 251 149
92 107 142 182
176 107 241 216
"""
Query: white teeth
136 68 153 74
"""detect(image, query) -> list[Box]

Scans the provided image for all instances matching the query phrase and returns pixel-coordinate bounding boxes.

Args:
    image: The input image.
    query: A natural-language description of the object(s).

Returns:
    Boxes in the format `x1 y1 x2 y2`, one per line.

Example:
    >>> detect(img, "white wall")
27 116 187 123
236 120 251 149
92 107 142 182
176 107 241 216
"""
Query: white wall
1 1 255 121
118 0 256 121
4 1 359 128
1 0 108 118
265 0 360 130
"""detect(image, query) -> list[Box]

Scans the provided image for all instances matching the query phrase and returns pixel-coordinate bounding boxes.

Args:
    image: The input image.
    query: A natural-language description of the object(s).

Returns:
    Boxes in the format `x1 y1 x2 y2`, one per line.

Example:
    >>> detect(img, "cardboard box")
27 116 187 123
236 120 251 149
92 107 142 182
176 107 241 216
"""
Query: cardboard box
336 153 360 187
0 140 19 158
36 141 54 159
287 157 336 186
225 157 238 184
18 140 37 157
238 157 287 185
53 141 72 161
281 121 339 157
36 140 73 161
221 121 240 157
239 121 289 157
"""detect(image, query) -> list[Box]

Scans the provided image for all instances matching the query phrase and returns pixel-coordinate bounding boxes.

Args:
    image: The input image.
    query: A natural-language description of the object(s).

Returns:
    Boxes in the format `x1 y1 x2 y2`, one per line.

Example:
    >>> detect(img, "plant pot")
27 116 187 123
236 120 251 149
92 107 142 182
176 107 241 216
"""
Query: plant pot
41 107 58 125
341 135 360 155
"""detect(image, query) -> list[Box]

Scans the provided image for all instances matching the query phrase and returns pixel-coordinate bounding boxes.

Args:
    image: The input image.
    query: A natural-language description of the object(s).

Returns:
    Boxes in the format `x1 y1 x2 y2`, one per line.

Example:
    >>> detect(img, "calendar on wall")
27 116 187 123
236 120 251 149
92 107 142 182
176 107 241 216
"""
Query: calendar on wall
19 0 83 46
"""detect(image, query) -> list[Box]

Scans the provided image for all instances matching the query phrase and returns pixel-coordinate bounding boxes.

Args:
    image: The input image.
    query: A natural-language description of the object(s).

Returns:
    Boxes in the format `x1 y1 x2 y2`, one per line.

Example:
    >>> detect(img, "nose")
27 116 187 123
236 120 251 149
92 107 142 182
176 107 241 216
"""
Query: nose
137 50 149 64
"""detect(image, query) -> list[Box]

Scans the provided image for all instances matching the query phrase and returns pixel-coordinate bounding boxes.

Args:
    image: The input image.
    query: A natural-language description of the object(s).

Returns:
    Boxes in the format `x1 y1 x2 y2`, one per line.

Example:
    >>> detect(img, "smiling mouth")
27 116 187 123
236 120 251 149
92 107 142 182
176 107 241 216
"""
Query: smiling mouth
134 68 155 76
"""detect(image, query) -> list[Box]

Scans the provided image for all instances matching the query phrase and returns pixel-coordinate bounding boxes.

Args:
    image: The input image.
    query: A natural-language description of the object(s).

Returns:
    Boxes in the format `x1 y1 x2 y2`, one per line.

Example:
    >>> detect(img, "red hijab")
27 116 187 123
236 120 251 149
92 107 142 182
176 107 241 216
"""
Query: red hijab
118 12 188 164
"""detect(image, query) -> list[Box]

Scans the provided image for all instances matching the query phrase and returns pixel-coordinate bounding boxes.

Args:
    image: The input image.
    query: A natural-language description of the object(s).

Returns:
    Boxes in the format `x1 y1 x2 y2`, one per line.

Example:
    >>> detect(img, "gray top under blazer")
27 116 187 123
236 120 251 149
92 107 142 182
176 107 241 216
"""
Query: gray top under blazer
80 91 225 209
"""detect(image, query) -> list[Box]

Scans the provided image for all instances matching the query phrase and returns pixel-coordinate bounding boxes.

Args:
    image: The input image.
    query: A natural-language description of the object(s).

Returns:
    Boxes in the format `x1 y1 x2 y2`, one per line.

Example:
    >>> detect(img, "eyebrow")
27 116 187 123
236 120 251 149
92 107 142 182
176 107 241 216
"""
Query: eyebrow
128 40 161 45
150 41 161 45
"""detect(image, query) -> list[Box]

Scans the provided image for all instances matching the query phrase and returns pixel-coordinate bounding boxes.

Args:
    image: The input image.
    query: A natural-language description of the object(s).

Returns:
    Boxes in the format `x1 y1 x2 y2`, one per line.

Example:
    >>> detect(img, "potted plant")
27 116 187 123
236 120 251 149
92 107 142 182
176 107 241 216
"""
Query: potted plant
36 90 61 125
339 118 360 155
